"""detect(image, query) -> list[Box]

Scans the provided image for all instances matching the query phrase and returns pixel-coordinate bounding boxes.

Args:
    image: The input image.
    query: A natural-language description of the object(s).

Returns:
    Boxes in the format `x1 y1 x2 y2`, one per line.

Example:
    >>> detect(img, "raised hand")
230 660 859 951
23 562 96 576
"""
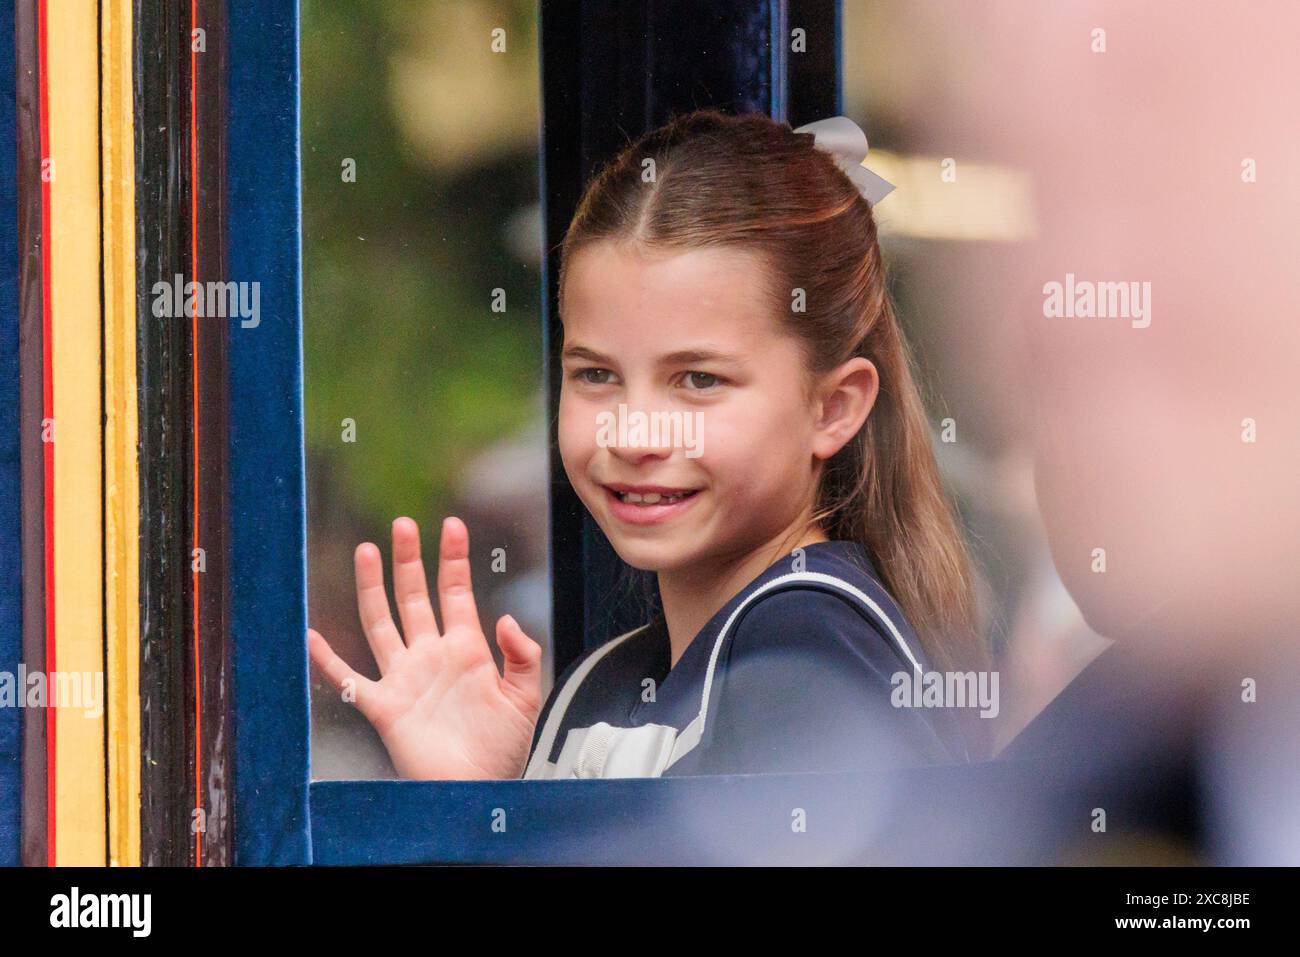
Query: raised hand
307 516 543 780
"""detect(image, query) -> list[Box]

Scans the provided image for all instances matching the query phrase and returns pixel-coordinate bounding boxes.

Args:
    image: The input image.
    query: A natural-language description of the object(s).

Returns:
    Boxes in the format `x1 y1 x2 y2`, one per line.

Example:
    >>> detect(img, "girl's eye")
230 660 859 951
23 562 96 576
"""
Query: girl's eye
574 367 614 385
682 371 722 390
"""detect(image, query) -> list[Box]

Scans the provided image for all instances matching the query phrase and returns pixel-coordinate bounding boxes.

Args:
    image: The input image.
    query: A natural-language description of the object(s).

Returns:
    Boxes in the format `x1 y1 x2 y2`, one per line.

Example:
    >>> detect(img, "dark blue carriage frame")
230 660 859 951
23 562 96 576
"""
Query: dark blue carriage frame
0 0 22 867
226 0 313 865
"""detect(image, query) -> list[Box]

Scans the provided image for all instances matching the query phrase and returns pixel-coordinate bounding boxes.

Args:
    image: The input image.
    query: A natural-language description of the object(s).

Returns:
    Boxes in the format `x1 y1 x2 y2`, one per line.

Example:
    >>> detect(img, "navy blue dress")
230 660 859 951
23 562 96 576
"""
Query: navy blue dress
523 540 967 778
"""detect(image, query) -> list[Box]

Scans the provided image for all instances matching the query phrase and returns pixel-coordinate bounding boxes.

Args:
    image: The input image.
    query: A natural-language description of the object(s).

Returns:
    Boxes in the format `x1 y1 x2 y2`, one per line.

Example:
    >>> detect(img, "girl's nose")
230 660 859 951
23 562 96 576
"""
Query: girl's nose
607 427 676 463
602 395 679 463
608 438 674 465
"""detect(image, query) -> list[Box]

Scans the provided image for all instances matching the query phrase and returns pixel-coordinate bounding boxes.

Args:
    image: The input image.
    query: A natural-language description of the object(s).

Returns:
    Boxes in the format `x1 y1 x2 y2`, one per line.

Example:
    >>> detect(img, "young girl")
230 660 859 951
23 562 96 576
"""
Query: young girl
307 108 990 780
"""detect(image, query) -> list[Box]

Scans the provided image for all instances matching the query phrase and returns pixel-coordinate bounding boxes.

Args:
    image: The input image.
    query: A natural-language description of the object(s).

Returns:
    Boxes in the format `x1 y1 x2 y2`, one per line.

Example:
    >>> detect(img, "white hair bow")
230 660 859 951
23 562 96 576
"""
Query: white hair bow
793 116 895 205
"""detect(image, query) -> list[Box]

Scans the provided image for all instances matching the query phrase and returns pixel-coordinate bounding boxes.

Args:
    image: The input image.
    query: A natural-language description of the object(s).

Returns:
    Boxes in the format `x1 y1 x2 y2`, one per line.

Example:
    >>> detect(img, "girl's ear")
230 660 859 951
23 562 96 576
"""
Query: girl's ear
811 357 879 461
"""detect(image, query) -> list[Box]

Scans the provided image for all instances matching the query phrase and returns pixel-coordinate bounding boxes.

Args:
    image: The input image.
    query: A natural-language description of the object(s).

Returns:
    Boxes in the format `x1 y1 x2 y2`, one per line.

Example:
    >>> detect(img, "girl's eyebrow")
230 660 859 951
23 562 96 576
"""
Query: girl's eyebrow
561 344 612 364
659 348 743 366
562 345 744 366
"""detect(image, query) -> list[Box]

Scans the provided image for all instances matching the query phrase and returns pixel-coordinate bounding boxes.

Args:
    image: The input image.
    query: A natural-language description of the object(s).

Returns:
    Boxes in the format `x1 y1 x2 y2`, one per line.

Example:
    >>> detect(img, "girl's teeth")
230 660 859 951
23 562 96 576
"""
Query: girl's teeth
617 490 690 505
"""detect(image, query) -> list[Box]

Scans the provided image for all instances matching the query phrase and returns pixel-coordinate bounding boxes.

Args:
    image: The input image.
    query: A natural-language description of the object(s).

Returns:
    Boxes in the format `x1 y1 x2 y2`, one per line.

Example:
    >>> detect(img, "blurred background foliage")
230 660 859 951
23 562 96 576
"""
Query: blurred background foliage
301 0 542 525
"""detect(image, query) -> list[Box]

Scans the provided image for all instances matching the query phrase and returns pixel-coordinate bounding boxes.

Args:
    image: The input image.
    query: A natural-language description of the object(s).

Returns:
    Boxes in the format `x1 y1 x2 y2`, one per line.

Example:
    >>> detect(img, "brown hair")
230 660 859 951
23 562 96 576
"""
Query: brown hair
558 109 991 759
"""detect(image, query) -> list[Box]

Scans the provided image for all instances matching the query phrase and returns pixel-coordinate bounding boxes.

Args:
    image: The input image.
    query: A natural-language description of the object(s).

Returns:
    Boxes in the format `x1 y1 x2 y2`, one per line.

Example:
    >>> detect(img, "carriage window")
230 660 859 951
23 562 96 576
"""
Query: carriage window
301 1 549 780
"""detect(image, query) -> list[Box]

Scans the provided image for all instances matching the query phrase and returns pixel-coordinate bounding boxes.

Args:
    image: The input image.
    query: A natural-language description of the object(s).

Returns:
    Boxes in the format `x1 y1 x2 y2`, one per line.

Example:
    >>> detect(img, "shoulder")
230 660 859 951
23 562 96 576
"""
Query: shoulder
527 621 659 758
689 583 952 774
568 619 658 680
1000 640 1180 762
541 622 651 714
683 552 958 773
725 551 930 679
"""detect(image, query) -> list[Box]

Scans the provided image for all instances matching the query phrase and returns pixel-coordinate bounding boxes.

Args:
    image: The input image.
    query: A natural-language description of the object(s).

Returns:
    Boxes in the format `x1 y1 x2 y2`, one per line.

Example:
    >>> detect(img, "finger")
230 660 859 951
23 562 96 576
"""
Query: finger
436 516 482 635
308 627 378 714
495 615 543 712
391 517 440 640
354 541 407 674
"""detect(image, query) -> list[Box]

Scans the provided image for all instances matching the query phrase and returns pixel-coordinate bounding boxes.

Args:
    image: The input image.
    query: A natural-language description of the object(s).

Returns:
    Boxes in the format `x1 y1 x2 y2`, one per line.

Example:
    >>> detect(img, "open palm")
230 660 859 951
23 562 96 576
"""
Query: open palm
308 516 543 780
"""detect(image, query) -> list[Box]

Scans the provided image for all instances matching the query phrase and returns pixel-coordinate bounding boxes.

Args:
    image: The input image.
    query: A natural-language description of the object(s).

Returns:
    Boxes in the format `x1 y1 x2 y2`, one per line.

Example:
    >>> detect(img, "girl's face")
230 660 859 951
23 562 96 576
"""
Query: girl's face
558 240 836 575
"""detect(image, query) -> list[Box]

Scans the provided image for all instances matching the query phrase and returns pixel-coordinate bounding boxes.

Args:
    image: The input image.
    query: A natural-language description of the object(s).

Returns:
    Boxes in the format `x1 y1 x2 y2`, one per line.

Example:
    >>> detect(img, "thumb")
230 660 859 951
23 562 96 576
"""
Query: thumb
495 614 543 710
308 627 378 720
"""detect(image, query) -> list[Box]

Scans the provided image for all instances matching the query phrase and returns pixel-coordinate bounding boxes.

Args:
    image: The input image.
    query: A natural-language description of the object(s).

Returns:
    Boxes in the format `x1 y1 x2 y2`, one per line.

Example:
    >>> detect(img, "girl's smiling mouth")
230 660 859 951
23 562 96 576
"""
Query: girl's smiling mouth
601 482 702 525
